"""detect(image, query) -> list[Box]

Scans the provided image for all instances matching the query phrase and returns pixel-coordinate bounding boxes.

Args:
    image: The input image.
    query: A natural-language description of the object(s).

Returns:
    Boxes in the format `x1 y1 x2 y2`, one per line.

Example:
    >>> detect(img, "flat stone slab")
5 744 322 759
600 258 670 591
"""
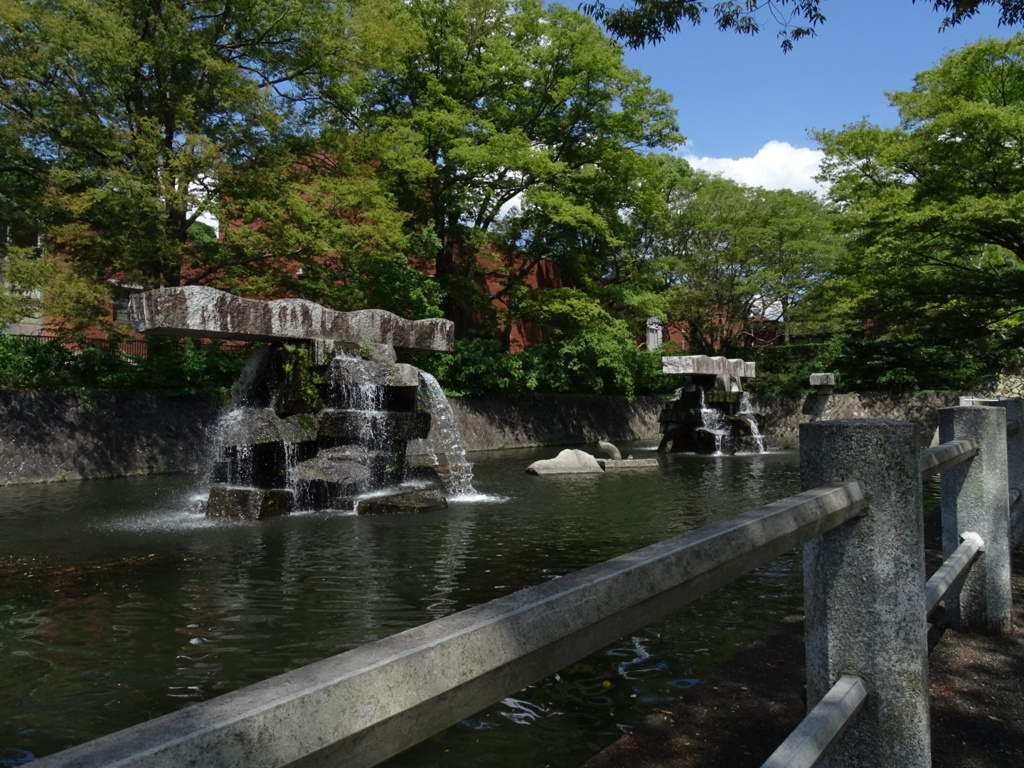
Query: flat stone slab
206 487 293 519
810 373 836 387
219 407 318 446
597 458 659 471
357 488 448 515
662 355 755 379
129 286 454 353
525 449 604 475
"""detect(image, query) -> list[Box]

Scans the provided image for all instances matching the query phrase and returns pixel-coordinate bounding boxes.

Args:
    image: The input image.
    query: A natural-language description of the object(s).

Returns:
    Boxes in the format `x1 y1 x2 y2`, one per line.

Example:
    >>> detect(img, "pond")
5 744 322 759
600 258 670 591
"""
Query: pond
0 444 801 767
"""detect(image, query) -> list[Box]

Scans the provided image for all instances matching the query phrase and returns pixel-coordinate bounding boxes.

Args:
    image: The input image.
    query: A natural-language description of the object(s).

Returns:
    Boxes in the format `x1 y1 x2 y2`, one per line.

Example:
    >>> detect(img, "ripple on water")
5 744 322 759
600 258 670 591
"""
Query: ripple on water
0 444 802 766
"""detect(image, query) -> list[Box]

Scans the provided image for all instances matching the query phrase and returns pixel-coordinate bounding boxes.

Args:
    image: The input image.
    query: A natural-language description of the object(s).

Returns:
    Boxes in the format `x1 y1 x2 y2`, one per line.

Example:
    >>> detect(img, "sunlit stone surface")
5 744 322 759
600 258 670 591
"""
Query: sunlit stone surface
661 355 755 379
129 286 454 353
525 448 604 475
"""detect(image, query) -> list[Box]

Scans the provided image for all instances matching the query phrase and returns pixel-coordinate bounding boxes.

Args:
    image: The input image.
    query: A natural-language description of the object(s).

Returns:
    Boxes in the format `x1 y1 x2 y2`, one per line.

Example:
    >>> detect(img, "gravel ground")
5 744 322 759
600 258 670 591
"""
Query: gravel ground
583 549 1024 768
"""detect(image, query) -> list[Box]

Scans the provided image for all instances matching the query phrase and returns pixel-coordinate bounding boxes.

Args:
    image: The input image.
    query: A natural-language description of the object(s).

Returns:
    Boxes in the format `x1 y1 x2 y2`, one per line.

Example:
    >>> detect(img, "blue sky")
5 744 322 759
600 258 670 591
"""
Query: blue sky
618 0 1017 191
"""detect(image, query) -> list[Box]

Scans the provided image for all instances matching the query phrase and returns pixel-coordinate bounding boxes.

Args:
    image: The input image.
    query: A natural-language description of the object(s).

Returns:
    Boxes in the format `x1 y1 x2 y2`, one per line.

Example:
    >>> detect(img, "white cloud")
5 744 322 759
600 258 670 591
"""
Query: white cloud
682 140 827 195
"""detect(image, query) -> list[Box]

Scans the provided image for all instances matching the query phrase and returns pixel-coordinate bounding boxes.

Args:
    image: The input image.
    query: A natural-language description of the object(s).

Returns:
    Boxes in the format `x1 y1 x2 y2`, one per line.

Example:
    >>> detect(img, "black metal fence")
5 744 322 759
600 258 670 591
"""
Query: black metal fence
2 332 149 357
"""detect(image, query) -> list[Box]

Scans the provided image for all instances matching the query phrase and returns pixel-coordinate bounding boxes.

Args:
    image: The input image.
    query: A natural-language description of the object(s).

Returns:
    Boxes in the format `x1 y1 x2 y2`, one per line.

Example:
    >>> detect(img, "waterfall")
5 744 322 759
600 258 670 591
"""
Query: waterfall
213 407 255 487
697 388 727 455
738 392 766 453
325 353 387 449
417 372 477 498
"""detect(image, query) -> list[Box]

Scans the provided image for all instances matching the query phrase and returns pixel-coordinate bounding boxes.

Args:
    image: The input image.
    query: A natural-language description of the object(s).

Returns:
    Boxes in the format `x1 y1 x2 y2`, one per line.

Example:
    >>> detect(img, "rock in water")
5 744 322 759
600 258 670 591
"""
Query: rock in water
525 449 604 475
357 489 448 515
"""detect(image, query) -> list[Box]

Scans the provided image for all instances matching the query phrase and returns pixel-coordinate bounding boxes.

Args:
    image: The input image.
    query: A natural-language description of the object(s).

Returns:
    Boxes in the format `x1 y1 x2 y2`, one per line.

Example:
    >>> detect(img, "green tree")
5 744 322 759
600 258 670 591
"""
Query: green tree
815 34 1024 389
358 0 681 337
582 1 1024 50
0 0 406 330
652 168 837 355
211 131 442 317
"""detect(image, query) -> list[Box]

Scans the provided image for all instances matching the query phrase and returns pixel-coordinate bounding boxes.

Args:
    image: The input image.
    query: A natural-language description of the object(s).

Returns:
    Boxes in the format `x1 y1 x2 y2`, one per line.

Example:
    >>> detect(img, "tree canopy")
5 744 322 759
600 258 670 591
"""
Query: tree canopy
0 0 423 332
814 34 1024 390
581 1 1024 50
0 0 930 398
648 159 837 355
356 0 681 336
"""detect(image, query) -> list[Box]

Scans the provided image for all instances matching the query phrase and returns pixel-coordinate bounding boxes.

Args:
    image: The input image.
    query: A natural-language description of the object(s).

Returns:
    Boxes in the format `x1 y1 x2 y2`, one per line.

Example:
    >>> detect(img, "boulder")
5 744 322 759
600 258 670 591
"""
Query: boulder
525 449 604 475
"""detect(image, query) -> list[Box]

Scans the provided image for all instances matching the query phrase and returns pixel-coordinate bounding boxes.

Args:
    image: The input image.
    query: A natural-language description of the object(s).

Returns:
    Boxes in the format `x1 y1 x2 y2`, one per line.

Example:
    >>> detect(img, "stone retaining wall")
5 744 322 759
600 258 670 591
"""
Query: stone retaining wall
447 396 666 452
0 392 221 485
992 373 1024 399
0 392 668 485
0 389 994 485
754 391 965 450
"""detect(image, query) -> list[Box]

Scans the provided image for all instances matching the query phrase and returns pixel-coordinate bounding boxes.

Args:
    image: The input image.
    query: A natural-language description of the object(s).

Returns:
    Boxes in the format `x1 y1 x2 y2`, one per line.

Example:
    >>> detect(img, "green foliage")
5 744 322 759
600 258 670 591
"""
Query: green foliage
823 334 1003 393
134 339 251 397
582 1 1024 50
0 246 46 325
414 290 676 398
279 344 322 412
359 0 681 333
413 338 539 397
216 135 438 316
415 337 674 398
0 334 71 390
748 330 1006 396
0 0 409 313
649 164 839 356
517 288 647 397
0 334 249 396
815 35 1024 391
746 343 830 397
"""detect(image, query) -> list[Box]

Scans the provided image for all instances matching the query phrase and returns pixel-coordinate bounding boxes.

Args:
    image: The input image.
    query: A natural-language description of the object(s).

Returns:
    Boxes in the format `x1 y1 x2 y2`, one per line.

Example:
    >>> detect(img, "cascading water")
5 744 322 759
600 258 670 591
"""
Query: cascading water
204 342 454 518
738 392 766 453
324 353 388 450
696 387 729 455
417 371 477 498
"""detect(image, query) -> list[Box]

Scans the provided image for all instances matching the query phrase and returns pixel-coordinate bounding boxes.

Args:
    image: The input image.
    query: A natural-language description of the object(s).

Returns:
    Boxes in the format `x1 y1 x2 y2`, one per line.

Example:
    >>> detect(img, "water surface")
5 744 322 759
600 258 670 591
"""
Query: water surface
0 445 800 766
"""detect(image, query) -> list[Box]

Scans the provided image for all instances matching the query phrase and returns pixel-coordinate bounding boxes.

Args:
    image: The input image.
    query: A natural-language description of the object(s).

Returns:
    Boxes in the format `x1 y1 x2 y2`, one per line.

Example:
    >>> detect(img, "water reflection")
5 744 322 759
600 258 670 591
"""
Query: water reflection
0 445 800 766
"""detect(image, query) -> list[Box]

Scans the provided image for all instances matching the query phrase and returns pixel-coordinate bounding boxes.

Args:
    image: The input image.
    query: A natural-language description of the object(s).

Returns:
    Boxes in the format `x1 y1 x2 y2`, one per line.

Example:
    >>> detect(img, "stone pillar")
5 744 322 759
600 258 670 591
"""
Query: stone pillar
645 317 663 350
801 419 930 767
989 398 1024 551
939 406 1012 632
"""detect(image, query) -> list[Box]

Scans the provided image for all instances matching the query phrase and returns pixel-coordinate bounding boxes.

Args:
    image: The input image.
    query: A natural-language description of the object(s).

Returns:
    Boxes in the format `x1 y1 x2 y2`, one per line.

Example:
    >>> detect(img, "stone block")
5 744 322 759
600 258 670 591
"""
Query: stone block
206 487 294 519
129 286 454 353
357 488 448 515
597 458 659 470
661 355 755 379
801 419 929 766
319 409 423 444
323 359 420 411
809 373 836 387
333 341 397 364
218 408 318 447
294 454 371 509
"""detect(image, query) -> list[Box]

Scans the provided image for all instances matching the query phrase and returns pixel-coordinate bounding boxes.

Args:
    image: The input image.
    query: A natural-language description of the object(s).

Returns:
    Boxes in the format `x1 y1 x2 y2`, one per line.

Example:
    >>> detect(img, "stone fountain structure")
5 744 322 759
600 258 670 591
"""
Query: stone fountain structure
656 355 764 454
129 286 460 518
